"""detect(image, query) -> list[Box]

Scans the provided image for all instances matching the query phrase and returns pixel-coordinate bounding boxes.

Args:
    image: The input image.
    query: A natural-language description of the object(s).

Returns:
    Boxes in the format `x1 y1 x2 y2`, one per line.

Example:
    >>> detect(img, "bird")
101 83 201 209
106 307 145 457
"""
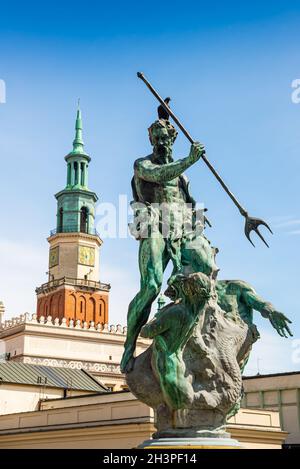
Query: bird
157 97 171 120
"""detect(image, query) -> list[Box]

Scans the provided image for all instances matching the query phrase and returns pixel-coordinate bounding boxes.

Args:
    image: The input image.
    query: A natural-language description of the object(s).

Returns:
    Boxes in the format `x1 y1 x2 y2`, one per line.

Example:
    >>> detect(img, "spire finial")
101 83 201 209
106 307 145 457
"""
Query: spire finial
72 100 84 153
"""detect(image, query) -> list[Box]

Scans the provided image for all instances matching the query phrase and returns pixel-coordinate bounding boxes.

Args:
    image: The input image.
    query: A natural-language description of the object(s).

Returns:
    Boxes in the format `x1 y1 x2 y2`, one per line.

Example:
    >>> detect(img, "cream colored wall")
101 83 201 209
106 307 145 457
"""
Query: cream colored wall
19 328 127 374
1 333 25 360
0 424 154 449
244 374 300 392
243 374 300 445
2 320 146 367
0 384 95 416
228 407 280 427
0 385 62 415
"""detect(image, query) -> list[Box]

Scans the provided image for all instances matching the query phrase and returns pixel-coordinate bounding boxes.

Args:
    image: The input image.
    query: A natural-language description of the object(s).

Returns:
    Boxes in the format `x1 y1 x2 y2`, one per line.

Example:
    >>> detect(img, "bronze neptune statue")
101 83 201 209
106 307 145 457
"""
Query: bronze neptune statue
121 74 292 448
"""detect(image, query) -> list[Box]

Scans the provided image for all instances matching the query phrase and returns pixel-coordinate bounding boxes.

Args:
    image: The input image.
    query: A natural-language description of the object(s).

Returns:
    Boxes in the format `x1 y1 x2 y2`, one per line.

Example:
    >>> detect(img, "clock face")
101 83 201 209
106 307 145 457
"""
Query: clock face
49 246 59 268
78 245 95 266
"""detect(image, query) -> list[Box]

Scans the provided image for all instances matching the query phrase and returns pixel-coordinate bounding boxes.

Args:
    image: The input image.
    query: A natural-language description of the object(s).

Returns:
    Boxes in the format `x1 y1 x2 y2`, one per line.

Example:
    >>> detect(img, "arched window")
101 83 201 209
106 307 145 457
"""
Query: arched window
67 163 71 186
80 162 85 186
57 295 63 319
70 294 76 318
39 299 44 317
88 297 96 323
74 162 78 185
99 299 106 322
49 297 53 316
80 206 89 233
79 295 86 320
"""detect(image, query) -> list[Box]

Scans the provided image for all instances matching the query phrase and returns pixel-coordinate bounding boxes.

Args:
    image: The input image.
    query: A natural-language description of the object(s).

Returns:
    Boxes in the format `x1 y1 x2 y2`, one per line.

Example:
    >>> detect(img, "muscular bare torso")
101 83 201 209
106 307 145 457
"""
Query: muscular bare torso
134 160 187 205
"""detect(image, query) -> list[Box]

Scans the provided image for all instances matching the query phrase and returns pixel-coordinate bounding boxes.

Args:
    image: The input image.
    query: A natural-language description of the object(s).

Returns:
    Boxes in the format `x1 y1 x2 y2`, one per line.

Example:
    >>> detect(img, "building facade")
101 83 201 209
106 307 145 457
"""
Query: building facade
243 372 300 446
0 362 107 415
0 313 149 391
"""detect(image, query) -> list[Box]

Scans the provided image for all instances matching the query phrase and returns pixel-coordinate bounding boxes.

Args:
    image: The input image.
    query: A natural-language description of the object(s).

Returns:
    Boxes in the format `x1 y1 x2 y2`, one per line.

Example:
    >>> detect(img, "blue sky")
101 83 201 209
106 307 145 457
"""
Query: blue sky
0 0 299 375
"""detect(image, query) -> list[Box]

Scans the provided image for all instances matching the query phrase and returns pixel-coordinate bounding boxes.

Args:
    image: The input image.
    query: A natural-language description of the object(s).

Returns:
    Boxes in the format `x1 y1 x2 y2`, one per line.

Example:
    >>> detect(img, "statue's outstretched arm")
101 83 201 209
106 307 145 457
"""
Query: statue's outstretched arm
243 288 293 338
242 287 271 313
136 143 204 183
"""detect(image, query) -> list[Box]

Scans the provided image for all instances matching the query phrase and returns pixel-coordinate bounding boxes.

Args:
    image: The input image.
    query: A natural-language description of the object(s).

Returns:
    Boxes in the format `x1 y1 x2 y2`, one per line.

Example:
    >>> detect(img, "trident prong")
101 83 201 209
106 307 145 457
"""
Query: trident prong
244 216 273 248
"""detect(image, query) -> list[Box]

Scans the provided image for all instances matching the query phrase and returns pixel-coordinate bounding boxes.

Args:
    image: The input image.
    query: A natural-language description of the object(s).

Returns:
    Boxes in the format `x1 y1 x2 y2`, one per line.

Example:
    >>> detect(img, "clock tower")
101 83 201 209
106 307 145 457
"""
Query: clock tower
36 108 110 325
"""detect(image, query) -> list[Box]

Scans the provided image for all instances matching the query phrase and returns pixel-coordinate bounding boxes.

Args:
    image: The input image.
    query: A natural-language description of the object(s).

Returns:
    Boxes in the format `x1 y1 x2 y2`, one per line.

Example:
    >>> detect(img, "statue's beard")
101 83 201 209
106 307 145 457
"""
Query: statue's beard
154 144 173 164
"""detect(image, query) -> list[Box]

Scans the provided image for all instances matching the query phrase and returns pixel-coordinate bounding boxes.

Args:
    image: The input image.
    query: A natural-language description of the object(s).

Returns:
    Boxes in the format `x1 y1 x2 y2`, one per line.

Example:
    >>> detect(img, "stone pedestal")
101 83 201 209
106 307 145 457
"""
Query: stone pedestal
139 437 243 449
139 424 243 449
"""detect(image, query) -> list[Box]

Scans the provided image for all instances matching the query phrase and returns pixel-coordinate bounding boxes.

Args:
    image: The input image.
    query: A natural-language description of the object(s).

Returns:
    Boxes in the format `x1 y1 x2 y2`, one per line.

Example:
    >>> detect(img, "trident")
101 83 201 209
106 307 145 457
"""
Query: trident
137 72 273 248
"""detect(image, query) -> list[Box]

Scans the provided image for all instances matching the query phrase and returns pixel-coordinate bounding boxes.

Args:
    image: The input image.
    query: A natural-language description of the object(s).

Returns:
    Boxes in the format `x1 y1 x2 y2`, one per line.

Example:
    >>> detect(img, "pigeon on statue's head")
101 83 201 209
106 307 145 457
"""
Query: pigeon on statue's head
157 97 171 120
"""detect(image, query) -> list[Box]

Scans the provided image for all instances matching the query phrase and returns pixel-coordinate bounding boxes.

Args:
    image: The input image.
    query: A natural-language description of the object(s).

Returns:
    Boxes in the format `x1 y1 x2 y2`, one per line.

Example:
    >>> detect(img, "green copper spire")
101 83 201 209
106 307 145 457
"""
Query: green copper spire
72 102 85 154
65 102 89 159
64 104 91 190
56 106 98 235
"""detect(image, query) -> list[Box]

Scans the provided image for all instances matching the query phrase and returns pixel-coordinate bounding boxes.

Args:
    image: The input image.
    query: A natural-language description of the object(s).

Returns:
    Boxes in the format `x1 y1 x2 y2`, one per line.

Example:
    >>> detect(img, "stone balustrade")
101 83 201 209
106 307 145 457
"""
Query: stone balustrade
0 313 127 335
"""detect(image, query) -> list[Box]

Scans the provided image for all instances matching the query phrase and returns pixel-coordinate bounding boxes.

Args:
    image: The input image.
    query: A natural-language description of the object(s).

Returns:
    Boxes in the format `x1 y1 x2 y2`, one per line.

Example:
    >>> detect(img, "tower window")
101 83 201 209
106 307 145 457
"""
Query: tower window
67 163 71 186
74 162 78 185
80 206 89 233
81 162 85 186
